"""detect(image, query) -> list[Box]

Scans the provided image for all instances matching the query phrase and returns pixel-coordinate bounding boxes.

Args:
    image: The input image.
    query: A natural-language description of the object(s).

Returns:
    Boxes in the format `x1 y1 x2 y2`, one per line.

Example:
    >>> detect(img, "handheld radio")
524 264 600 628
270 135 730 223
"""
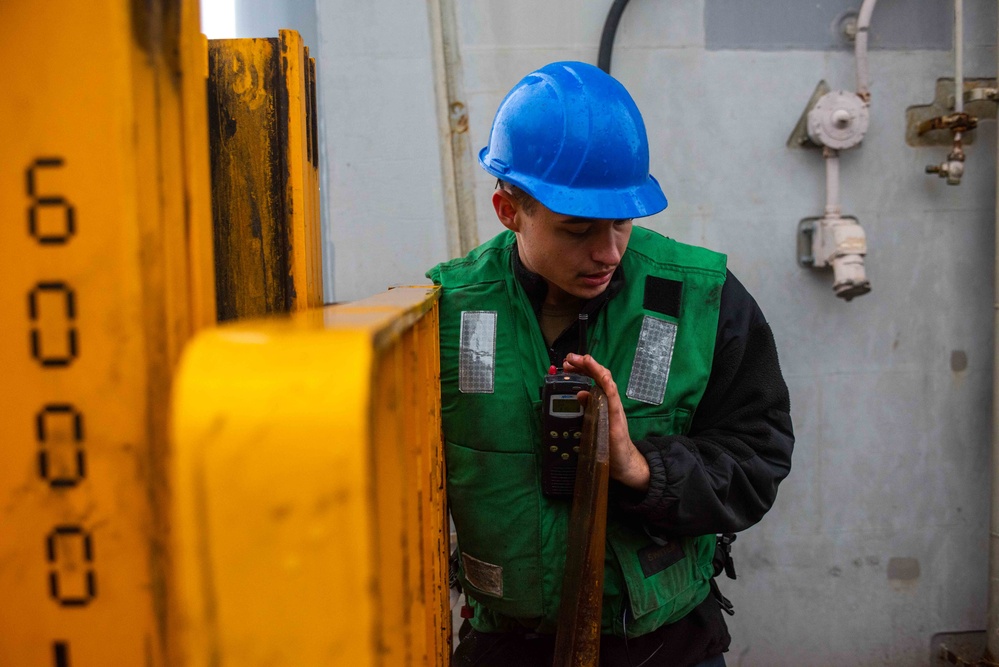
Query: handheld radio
541 314 592 498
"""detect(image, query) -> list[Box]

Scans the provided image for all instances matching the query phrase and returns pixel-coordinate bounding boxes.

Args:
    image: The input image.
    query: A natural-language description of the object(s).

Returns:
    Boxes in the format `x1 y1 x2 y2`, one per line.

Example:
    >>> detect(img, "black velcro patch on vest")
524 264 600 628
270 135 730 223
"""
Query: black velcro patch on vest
644 276 683 318
638 541 686 578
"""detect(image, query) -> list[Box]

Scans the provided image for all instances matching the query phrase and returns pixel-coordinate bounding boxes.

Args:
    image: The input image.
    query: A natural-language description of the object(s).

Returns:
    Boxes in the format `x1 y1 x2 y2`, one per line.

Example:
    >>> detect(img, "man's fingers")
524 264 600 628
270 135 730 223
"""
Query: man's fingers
564 352 597 375
564 355 644 489
565 353 619 399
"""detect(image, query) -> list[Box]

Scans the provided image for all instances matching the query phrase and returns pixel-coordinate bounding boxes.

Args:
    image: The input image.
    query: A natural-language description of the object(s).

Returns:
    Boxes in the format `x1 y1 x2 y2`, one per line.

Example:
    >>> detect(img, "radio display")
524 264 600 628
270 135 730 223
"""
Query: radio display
550 396 583 416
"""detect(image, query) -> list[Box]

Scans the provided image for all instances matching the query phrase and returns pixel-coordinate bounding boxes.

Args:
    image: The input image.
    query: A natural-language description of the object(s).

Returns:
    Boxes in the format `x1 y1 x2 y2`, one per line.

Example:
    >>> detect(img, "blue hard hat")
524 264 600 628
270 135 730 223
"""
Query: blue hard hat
479 61 667 220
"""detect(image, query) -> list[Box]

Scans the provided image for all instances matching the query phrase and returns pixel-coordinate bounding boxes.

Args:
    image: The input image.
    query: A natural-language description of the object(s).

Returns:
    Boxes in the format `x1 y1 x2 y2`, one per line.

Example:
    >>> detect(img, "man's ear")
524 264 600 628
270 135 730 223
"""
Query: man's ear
492 189 521 232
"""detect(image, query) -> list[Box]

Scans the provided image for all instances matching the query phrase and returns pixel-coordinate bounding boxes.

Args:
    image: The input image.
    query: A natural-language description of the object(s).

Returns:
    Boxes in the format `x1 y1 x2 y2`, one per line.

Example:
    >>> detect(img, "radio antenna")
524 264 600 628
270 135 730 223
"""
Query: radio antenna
578 313 589 356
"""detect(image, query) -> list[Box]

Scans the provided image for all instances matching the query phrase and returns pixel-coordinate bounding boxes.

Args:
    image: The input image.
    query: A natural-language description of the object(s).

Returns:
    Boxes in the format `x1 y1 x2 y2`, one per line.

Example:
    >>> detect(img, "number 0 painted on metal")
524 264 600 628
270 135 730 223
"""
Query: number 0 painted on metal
46 526 96 607
36 405 86 488
28 282 78 367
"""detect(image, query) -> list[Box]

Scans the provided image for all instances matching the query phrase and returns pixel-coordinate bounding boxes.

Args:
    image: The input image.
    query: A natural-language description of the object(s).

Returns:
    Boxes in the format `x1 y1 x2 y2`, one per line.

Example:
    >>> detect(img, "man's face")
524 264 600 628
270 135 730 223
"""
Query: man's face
495 190 633 307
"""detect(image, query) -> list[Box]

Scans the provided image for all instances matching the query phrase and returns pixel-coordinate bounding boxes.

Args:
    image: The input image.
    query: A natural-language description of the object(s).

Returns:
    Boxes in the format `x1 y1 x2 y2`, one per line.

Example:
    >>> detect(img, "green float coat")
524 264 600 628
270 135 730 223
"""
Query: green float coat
427 227 727 637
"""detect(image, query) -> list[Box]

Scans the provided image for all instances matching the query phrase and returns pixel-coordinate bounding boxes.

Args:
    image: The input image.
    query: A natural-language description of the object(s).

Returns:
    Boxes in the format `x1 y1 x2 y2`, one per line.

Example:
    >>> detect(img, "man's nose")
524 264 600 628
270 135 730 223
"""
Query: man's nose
590 223 622 266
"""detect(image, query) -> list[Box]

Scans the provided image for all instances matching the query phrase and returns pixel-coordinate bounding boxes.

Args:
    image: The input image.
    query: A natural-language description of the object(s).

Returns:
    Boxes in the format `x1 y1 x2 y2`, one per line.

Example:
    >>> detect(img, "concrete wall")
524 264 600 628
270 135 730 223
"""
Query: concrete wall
312 1 997 664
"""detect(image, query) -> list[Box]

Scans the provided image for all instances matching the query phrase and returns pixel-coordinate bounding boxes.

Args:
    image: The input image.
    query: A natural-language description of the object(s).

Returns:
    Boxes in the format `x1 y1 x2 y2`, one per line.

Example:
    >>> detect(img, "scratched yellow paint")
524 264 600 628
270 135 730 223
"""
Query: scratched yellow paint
279 29 325 312
209 31 324 322
0 0 214 665
171 287 450 666
181 20 220 332
306 53 324 307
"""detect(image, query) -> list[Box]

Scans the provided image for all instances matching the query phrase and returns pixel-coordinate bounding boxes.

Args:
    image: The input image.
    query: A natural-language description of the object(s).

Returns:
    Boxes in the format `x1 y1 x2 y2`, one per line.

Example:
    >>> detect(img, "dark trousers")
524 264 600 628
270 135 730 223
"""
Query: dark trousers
452 624 727 667
452 592 731 667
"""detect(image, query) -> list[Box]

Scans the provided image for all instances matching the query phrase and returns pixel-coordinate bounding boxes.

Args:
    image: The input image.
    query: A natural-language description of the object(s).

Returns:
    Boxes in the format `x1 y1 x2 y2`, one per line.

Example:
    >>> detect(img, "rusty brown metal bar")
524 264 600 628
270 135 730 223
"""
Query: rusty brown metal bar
553 387 610 667
917 112 978 136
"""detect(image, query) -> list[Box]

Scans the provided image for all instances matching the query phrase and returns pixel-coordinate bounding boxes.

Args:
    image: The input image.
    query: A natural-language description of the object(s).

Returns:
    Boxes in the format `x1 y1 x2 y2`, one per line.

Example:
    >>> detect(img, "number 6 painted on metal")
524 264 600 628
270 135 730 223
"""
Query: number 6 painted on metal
26 158 76 245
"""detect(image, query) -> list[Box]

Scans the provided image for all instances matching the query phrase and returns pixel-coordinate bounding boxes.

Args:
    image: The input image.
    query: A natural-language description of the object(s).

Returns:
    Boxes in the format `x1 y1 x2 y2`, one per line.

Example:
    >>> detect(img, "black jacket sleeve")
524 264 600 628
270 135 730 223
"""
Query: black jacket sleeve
615 270 794 536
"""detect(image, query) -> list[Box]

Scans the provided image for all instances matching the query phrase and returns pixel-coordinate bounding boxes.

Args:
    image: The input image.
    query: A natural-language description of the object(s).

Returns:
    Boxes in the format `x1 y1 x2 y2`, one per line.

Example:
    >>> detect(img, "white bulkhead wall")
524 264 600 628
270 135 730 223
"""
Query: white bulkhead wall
312 1 997 664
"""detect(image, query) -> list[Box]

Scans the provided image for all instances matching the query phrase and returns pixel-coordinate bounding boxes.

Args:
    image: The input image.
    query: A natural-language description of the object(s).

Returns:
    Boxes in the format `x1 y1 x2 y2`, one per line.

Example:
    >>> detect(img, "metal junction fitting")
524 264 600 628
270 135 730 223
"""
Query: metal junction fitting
807 91 869 150
926 143 966 185
920 113 976 186
799 215 872 301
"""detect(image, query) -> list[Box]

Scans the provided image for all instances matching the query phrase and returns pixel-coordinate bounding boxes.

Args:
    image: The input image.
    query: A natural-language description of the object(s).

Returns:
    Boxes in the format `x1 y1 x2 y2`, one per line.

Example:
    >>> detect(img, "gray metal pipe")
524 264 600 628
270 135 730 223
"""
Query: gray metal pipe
854 0 878 100
989 3 999 658
955 0 964 114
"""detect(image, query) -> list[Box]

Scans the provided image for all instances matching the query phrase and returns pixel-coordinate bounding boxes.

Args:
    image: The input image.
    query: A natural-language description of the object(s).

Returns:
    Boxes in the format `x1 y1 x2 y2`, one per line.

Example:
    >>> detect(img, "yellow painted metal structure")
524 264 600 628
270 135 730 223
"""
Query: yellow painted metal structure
0 0 215 665
209 30 324 321
171 287 450 666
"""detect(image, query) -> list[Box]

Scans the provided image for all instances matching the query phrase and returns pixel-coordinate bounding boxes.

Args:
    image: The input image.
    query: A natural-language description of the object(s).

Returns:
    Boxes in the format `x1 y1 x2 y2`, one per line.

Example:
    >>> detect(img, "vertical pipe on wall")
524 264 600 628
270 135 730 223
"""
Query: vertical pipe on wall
955 0 964 115
989 5 999 659
427 0 479 259
854 0 878 100
823 148 841 217
952 0 965 174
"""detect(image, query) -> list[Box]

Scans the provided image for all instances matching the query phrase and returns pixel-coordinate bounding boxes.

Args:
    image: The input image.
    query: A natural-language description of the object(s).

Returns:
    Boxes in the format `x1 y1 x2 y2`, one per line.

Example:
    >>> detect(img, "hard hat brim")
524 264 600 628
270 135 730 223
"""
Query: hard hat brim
483 150 668 220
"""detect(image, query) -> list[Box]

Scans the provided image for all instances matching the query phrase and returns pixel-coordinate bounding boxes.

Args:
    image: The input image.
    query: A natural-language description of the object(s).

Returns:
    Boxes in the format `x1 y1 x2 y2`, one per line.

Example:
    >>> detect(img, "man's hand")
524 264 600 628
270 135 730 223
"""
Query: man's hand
563 353 650 493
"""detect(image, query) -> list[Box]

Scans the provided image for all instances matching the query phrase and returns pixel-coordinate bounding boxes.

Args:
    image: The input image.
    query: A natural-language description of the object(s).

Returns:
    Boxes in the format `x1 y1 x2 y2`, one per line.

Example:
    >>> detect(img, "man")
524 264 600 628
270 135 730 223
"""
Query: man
427 61 793 667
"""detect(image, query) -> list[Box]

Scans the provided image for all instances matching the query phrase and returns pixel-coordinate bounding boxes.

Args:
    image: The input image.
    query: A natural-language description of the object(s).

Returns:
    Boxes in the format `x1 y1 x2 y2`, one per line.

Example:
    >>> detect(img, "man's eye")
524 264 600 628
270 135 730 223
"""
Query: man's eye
564 226 590 236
